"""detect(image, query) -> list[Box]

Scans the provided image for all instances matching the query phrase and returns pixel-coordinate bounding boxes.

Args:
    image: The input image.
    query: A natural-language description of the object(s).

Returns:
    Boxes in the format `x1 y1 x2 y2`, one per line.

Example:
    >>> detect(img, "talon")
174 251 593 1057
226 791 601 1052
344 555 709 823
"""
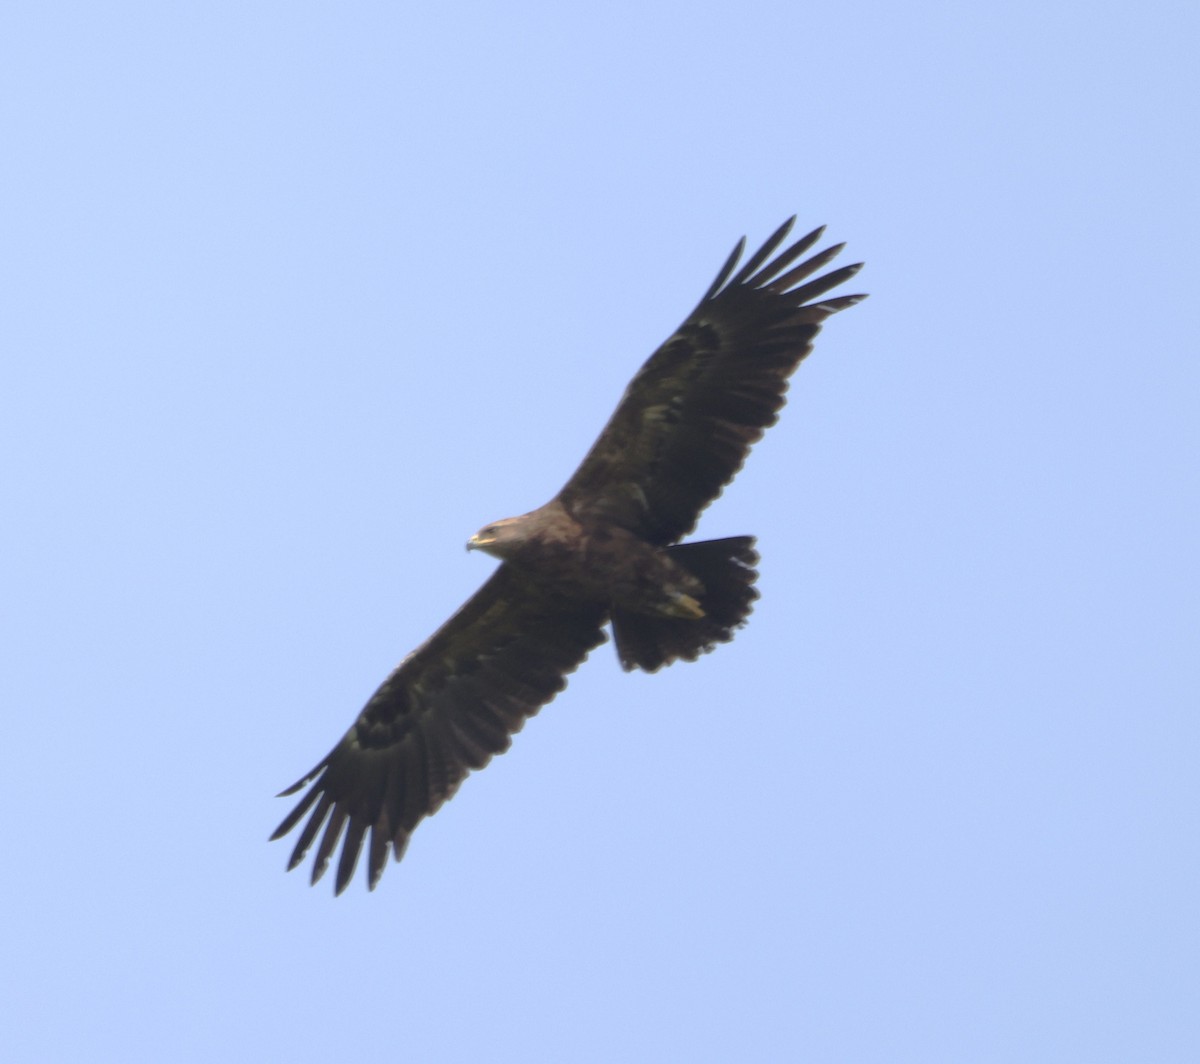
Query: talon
672 593 706 619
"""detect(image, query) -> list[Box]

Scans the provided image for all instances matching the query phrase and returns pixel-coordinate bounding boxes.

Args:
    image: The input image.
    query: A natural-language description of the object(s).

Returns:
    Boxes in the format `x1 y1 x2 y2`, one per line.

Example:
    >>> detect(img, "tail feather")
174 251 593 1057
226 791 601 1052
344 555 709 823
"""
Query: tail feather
612 536 759 672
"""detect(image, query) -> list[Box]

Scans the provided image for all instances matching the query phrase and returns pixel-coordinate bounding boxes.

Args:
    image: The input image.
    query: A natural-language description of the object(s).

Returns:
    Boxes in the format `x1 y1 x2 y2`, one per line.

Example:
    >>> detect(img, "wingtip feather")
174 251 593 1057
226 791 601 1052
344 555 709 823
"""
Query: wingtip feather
700 236 747 302
270 781 322 842
311 803 348 886
727 216 797 288
335 820 368 895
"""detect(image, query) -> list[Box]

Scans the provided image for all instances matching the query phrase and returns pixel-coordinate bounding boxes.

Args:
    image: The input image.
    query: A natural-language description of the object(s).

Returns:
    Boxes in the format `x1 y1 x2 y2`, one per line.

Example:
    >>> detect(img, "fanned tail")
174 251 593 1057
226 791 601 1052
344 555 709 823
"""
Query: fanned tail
612 536 759 672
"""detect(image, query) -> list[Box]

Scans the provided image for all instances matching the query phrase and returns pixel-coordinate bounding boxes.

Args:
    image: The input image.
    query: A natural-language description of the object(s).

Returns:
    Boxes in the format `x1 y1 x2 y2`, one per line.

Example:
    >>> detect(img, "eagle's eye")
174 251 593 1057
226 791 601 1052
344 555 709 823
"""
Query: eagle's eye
482 525 499 537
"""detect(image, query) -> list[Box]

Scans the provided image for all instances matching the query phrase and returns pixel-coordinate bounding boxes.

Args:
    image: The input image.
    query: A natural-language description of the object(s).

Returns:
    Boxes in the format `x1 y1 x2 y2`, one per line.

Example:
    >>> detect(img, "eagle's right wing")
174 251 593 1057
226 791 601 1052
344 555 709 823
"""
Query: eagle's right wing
272 564 607 894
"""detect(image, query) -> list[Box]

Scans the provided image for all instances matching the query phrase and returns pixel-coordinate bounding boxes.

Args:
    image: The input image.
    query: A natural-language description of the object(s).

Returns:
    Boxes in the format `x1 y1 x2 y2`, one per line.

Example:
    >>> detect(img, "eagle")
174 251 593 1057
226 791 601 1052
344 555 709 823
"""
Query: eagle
272 217 865 893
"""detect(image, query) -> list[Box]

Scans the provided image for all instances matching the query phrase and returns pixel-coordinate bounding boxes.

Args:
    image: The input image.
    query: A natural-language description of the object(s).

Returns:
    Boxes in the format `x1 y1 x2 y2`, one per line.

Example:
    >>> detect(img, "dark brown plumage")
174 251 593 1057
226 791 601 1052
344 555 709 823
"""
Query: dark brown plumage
272 217 865 893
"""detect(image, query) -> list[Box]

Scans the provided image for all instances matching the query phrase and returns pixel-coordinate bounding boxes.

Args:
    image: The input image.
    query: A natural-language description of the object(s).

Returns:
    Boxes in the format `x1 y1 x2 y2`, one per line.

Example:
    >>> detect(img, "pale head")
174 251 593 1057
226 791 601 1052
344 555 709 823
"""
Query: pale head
466 516 531 560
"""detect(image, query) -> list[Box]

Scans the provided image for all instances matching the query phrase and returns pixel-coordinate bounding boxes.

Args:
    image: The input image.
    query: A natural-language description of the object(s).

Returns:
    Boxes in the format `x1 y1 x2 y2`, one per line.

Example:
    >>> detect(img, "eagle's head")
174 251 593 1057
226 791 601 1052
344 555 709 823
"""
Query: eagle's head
466 516 531 561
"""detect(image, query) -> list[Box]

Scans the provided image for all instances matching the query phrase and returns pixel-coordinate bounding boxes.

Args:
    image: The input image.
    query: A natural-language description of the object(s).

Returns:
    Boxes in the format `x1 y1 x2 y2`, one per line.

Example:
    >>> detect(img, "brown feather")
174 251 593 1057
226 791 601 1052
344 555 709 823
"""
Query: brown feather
557 224 864 544
273 565 606 893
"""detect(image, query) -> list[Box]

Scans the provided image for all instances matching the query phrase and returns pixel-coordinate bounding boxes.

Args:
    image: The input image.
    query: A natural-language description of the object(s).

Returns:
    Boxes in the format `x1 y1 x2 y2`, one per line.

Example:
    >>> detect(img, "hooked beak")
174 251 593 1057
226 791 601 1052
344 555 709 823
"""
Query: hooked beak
467 531 495 552
467 525 502 556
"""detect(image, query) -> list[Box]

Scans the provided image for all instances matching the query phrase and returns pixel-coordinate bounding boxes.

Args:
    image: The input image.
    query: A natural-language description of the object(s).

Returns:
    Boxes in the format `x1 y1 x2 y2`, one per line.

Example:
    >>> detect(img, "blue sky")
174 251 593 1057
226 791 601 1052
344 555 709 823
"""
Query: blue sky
3 2 1197 1061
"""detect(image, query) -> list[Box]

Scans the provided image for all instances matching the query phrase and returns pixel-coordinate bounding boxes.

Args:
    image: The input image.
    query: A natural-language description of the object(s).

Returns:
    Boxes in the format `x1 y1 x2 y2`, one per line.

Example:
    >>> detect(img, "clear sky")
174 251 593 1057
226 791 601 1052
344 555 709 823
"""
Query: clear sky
3 2 1197 1061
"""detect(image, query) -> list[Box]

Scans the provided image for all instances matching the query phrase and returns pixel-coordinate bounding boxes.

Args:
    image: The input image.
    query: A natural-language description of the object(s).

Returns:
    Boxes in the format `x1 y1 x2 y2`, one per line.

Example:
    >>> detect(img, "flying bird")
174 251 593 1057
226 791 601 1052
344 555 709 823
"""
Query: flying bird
272 217 866 893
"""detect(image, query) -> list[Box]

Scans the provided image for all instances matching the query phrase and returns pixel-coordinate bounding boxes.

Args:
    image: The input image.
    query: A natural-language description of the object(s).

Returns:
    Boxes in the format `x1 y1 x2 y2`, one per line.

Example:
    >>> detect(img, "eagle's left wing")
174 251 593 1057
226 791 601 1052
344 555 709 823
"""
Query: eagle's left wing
558 218 865 545
272 564 607 893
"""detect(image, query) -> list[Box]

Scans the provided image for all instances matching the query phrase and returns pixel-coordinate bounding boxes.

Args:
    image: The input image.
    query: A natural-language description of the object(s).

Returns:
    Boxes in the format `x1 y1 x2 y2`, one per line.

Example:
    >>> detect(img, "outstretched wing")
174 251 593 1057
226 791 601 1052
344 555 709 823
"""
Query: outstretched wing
558 218 866 545
272 565 607 894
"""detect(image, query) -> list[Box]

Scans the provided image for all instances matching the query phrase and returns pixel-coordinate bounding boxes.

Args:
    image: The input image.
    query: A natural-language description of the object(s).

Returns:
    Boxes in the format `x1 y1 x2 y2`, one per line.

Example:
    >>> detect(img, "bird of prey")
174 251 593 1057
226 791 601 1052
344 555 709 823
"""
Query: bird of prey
272 217 865 893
